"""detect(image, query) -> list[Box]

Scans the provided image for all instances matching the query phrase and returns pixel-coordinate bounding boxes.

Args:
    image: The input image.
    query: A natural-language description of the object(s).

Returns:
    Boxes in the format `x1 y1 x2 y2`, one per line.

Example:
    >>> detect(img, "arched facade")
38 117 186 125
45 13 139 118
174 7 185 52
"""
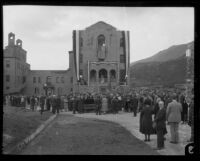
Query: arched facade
99 69 108 83
90 70 96 82
71 21 130 93
110 69 116 82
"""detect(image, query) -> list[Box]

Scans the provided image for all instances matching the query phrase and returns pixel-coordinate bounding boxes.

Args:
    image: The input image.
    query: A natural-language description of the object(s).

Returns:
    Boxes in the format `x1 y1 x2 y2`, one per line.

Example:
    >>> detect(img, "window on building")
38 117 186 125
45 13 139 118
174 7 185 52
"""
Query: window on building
98 35 105 48
120 55 125 63
23 76 26 84
56 77 59 83
120 38 124 47
61 77 64 83
110 70 116 82
80 54 83 63
80 37 83 47
33 77 36 83
80 69 83 76
46 76 52 83
6 86 10 90
70 77 73 83
6 60 10 68
6 75 10 82
34 87 40 94
99 69 108 83
120 69 126 83
38 77 41 83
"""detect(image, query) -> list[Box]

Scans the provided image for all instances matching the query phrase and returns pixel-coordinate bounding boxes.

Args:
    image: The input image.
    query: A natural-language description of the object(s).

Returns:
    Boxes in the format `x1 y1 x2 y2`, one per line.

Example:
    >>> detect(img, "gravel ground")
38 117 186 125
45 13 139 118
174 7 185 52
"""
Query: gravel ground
3 105 53 152
21 114 159 155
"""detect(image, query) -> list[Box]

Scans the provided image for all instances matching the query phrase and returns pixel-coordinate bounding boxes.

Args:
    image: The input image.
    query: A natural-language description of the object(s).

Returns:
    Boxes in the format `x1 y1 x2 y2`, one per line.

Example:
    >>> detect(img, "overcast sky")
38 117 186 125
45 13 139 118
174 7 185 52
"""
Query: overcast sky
3 6 194 70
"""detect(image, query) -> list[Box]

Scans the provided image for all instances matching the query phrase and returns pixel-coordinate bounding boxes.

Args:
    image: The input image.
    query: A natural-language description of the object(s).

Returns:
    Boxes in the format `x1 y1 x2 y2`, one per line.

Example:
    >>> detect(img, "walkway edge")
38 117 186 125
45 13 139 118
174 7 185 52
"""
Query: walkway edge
3 114 57 154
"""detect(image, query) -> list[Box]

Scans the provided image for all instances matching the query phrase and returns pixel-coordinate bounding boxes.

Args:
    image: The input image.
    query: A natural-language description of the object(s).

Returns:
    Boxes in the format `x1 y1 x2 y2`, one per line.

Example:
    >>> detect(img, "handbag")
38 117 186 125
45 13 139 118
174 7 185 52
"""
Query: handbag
152 121 157 129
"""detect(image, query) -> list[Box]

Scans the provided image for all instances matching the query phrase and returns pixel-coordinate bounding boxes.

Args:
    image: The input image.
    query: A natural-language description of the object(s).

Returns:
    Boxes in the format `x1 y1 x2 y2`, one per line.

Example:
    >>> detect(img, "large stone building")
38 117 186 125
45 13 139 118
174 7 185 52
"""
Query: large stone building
3 21 130 96
70 21 130 94
3 33 72 96
3 32 30 94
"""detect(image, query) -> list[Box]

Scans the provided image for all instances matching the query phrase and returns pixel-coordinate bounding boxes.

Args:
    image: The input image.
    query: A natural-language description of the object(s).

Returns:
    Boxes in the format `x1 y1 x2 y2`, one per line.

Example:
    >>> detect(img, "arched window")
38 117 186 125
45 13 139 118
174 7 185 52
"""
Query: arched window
97 35 106 61
99 69 107 83
110 70 116 82
90 70 96 82
98 35 105 48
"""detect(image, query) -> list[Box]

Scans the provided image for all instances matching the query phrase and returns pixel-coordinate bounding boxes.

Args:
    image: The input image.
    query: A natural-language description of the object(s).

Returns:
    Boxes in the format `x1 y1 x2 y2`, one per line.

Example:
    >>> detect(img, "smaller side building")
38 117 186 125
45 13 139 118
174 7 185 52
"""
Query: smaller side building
3 32 30 94
25 70 72 96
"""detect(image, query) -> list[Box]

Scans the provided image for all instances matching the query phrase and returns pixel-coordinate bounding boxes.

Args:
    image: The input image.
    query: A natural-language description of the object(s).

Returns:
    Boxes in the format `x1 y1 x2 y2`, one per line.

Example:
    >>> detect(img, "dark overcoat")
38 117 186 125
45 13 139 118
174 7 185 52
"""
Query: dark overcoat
140 105 155 135
154 108 167 135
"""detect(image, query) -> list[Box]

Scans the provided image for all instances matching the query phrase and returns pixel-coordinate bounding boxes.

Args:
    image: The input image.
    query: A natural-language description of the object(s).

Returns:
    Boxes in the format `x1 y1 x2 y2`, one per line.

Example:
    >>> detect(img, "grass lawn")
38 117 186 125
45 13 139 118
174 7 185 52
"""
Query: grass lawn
3 105 53 152
21 115 159 155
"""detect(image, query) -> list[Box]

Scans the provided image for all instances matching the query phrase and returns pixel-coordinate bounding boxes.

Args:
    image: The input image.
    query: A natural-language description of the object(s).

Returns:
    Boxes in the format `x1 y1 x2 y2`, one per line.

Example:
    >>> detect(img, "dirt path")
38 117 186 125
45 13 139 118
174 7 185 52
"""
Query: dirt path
20 114 159 155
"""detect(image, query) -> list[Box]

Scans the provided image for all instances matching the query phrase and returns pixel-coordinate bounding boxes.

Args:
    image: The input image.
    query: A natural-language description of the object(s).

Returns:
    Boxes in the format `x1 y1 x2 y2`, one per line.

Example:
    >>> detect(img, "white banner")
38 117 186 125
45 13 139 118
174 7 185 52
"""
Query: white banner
125 31 129 77
76 30 80 81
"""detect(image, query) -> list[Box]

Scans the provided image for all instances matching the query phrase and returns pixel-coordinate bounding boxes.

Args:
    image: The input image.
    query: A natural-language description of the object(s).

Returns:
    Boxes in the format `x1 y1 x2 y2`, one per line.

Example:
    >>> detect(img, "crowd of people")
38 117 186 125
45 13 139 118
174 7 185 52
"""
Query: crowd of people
3 86 194 150
66 86 194 150
3 94 66 115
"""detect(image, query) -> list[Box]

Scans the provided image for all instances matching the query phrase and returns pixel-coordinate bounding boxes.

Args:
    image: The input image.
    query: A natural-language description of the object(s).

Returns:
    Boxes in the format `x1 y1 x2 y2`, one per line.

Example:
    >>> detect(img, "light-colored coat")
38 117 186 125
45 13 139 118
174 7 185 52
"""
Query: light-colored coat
102 97 108 112
166 100 182 123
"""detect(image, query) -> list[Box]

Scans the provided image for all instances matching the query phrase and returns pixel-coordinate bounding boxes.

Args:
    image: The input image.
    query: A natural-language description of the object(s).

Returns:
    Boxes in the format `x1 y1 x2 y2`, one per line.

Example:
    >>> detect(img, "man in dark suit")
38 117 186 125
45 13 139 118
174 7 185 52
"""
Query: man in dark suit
51 95 57 114
95 95 102 115
131 94 138 117
56 96 61 114
30 96 35 111
39 94 46 115
154 101 167 150
72 96 77 114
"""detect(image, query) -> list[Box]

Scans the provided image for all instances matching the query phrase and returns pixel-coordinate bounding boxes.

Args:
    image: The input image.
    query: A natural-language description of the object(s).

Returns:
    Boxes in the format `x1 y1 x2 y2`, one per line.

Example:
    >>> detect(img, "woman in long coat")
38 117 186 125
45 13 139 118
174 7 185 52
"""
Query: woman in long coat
101 95 108 114
140 99 155 141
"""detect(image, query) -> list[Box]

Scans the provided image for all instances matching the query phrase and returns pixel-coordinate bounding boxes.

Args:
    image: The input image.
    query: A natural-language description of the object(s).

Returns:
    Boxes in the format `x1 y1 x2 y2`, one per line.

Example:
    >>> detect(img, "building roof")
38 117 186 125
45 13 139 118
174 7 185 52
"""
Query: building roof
30 69 70 74
85 21 117 30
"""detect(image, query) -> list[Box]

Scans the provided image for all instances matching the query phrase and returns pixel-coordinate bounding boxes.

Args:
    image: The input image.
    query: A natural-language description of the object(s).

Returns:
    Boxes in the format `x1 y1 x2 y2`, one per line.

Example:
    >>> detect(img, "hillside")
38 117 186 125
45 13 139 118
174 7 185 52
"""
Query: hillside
131 41 193 66
130 41 194 87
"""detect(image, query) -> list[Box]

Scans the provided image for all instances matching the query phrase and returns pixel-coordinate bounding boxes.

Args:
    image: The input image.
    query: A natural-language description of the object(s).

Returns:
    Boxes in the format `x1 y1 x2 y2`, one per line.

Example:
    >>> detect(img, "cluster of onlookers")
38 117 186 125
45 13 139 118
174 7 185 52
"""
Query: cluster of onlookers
4 95 26 108
3 86 194 150
3 94 66 115
67 92 139 115
135 87 194 150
